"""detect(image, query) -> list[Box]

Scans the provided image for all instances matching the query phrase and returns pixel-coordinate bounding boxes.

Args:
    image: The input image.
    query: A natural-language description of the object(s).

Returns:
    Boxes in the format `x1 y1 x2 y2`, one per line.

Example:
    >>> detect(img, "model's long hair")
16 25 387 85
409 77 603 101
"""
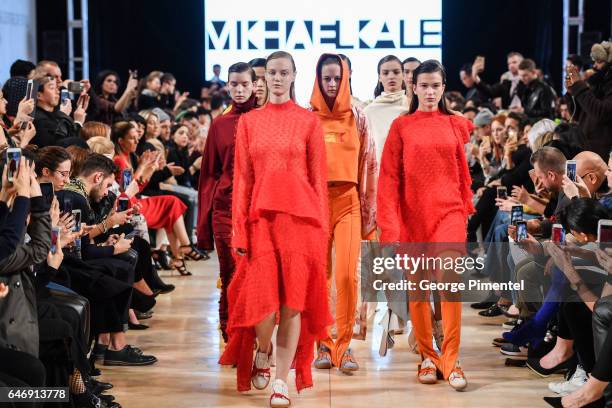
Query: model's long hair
373 55 406 98
408 59 452 115
265 51 296 102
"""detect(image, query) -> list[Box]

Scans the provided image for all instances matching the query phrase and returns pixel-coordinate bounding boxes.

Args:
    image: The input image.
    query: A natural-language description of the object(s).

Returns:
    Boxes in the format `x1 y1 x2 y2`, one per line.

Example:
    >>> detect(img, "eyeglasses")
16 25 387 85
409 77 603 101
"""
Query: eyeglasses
54 170 70 178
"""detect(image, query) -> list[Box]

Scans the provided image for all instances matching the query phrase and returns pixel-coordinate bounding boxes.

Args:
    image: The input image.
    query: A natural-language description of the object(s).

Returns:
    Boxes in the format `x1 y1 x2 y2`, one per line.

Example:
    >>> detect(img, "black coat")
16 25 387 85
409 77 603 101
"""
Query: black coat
0 197 51 358
32 106 81 148
569 68 612 160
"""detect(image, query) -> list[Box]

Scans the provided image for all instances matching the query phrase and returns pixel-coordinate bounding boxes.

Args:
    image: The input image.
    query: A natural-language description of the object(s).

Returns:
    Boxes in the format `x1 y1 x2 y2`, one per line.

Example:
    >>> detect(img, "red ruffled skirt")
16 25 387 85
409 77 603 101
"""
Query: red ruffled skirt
219 212 332 393
137 195 187 230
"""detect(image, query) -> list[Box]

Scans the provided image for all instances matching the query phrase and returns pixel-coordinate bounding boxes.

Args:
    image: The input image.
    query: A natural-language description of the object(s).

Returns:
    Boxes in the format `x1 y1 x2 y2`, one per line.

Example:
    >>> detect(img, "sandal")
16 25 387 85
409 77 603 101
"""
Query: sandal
172 258 192 276
180 244 209 261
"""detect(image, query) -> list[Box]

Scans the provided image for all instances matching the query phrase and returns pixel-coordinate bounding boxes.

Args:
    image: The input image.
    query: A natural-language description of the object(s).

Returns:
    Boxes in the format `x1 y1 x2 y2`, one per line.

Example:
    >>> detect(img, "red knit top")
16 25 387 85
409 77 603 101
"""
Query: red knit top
231 99 329 249
377 110 475 243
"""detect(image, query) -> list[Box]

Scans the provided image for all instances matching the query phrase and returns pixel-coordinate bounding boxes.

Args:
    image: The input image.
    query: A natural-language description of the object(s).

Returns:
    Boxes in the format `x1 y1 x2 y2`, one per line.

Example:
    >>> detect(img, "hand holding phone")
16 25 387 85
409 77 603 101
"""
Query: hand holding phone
566 160 577 182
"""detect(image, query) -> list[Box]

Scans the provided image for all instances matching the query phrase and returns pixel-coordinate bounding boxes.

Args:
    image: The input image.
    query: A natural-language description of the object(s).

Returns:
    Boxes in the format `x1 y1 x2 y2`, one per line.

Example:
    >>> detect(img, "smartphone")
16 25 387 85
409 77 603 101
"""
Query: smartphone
552 224 566 244
516 221 528 241
598 219 612 249
566 160 577 182
60 89 70 105
62 197 73 216
67 81 84 94
40 182 55 206
121 169 133 192
25 79 34 100
51 227 61 254
125 230 138 240
507 128 518 144
72 209 82 233
118 197 129 212
497 186 508 200
6 148 21 183
475 55 485 72
511 205 523 225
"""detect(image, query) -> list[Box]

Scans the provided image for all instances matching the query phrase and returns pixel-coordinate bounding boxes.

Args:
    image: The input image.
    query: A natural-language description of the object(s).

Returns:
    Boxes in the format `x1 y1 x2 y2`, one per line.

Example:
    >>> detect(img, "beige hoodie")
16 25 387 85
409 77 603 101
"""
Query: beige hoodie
363 90 410 165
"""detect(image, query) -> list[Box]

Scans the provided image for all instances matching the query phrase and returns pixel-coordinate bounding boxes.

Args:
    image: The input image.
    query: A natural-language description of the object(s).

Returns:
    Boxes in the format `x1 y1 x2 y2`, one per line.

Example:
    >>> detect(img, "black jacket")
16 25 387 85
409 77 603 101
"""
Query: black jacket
32 106 82 148
475 79 524 109
569 68 612 160
0 196 51 358
519 79 556 120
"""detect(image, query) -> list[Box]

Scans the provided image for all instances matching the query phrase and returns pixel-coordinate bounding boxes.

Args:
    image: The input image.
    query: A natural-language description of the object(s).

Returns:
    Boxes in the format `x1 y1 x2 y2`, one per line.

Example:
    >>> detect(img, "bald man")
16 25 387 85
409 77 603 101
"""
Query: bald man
574 151 608 196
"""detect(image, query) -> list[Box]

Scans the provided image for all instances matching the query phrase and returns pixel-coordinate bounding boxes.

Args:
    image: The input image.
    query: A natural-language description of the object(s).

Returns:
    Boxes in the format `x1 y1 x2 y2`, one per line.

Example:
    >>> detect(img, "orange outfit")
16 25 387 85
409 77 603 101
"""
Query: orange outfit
310 54 377 365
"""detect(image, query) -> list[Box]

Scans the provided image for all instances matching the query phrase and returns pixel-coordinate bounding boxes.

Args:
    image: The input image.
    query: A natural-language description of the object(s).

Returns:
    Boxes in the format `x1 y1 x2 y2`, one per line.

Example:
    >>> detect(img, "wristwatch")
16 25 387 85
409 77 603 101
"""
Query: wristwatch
570 280 584 292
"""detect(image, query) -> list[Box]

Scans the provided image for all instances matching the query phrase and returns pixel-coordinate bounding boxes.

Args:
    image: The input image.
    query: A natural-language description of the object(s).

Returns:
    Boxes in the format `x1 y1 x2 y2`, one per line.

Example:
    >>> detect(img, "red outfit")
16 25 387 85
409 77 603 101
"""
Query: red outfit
219 100 332 393
197 95 256 341
377 109 474 379
113 154 187 230
377 110 474 243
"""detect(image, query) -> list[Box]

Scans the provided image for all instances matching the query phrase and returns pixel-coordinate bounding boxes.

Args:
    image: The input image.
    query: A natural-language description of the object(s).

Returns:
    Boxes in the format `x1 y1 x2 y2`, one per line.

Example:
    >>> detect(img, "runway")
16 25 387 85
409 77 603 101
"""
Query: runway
102 252 554 407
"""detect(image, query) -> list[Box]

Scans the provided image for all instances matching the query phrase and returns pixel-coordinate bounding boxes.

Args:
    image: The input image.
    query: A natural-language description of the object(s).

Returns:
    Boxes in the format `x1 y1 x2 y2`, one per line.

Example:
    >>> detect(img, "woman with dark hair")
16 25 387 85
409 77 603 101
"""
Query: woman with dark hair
91 70 138 125
378 59 474 390
137 71 163 110
112 121 204 275
220 51 331 407
309 53 378 373
364 55 409 165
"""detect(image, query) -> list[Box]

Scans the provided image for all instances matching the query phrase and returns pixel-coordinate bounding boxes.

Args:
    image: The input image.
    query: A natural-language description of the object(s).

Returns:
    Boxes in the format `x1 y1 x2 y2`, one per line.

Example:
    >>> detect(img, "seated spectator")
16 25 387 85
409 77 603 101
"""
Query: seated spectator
91 70 138 125
137 71 163 110
479 113 508 182
112 121 206 274
80 120 111 140
32 75 88 147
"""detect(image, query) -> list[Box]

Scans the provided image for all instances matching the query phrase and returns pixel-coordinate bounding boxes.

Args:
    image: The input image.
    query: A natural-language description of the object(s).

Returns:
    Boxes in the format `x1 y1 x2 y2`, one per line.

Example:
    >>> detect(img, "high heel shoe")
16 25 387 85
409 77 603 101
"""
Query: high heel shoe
172 258 192 276
180 244 209 261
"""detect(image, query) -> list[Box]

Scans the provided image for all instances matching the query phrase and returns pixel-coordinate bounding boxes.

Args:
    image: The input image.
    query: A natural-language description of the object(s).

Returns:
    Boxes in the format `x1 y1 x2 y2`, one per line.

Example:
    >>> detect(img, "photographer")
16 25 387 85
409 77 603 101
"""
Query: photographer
566 41 612 161
32 75 89 148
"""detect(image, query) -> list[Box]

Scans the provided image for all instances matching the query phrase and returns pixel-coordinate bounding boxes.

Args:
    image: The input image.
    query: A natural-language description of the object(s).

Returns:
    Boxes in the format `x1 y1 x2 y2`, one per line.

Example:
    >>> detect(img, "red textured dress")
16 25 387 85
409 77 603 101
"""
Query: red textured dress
377 109 475 379
113 154 187 230
219 100 332 393
377 110 475 243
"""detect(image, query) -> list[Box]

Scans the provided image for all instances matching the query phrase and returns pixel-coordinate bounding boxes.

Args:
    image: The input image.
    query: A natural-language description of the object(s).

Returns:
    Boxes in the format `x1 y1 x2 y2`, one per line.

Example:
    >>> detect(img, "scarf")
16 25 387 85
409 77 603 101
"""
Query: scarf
63 178 91 209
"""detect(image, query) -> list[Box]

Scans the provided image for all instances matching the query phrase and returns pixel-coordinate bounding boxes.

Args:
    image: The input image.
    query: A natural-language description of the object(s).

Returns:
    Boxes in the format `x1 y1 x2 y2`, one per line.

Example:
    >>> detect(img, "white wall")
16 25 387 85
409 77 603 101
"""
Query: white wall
0 0 37 83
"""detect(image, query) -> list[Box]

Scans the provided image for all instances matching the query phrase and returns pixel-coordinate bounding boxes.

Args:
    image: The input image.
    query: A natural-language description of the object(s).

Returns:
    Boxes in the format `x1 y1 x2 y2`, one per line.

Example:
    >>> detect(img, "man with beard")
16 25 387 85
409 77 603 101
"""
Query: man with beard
567 41 612 161
57 154 158 366
197 62 257 342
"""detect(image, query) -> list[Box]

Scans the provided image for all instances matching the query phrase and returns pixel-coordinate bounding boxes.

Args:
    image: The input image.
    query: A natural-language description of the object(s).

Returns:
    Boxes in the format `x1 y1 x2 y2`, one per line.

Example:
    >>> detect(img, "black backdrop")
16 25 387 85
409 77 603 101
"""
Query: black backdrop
36 0 611 97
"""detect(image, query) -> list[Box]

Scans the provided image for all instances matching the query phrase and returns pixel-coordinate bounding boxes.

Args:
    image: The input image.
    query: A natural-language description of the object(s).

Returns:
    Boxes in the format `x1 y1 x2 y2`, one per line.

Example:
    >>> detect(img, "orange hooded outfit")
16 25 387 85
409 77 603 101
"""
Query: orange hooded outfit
310 54 378 366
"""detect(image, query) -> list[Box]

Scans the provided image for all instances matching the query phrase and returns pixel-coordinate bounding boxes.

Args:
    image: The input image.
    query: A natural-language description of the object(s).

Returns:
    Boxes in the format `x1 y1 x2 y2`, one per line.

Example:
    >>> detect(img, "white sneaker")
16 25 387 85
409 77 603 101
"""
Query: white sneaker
548 365 587 396
417 358 438 384
269 379 291 407
448 360 468 391
251 347 271 390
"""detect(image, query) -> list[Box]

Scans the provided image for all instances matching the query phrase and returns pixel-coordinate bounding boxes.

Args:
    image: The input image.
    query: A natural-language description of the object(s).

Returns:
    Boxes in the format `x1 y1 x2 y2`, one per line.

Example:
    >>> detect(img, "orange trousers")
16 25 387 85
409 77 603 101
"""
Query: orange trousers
321 183 361 366
409 299 461 379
